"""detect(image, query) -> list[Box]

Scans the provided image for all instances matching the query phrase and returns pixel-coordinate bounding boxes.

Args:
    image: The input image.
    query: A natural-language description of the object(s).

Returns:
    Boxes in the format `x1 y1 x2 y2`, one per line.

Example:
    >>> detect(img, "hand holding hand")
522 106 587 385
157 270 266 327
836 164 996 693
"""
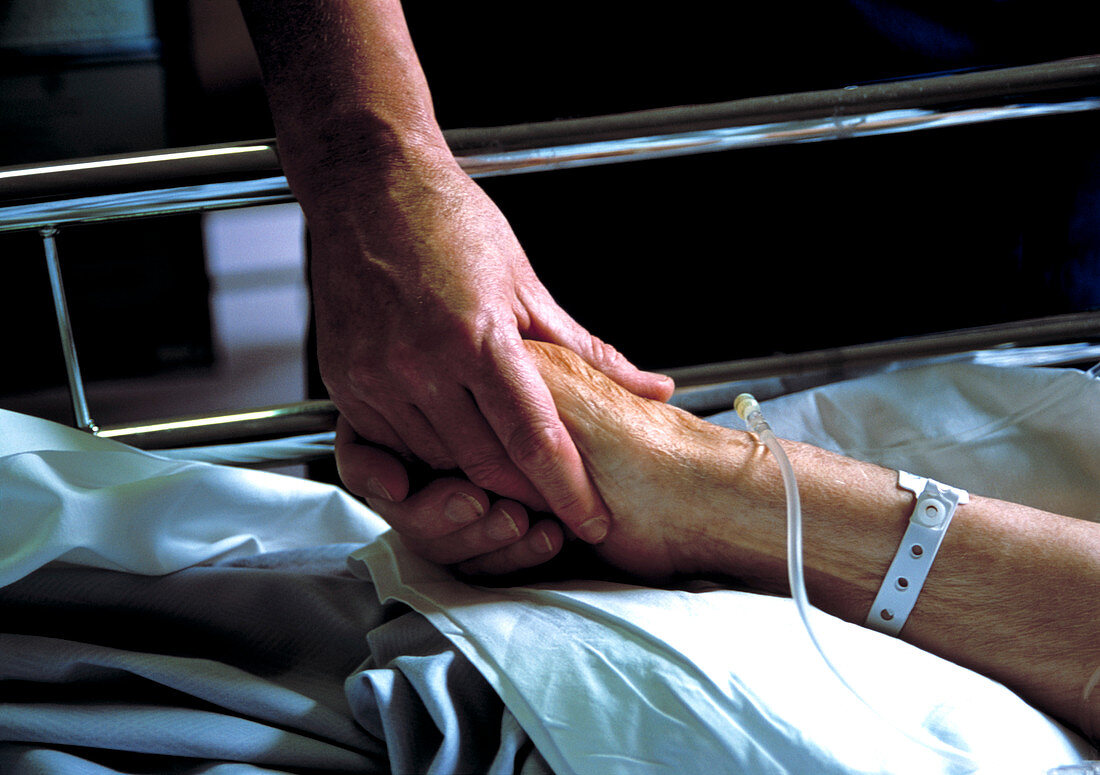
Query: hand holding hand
310 153 673 561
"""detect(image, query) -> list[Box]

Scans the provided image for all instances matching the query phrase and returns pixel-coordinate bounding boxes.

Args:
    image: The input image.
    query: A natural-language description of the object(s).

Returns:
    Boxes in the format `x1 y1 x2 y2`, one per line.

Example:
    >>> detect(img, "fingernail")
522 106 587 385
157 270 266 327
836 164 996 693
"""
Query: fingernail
533 528 555 555
486 508 521 541
368 477 393 501
578 516 610 544
445 492 484 525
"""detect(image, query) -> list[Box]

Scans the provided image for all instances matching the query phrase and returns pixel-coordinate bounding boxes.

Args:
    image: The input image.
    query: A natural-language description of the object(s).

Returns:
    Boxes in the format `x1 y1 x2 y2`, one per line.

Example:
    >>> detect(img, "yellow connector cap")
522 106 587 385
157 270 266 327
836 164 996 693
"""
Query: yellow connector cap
734 393 760 422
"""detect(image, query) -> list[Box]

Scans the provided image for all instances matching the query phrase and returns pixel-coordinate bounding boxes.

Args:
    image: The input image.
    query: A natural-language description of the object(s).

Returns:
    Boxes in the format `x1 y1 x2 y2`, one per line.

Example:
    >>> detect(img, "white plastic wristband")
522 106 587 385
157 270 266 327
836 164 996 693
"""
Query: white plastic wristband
865 471 969 636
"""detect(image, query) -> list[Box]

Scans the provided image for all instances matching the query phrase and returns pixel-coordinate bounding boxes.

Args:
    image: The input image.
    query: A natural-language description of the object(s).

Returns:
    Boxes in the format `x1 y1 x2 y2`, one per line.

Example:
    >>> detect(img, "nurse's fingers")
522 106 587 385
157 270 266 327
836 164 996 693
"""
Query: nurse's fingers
469 334 610 544
416 381 546 509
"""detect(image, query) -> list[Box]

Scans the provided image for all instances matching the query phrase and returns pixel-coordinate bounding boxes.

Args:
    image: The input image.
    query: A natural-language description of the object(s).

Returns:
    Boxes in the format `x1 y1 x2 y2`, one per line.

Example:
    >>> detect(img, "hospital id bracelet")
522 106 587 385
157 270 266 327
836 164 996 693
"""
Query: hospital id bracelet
865 471 970 637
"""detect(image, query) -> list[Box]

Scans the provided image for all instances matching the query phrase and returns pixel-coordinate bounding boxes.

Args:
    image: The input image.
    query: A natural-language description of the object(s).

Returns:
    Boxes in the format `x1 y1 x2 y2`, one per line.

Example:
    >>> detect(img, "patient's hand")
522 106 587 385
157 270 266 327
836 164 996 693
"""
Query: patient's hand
346 340 755 581
519 341 748 580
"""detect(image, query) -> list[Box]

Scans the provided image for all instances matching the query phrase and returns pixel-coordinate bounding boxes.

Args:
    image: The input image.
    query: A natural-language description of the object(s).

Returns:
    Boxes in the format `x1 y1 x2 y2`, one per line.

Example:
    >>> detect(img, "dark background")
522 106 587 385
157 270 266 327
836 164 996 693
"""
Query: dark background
2 0 1097 397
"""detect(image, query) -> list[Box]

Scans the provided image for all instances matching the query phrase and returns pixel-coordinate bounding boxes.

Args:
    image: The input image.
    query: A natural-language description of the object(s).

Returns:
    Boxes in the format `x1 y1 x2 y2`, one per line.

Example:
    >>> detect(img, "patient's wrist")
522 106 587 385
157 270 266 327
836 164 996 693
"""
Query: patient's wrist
682 433 910 614
662 429 792 584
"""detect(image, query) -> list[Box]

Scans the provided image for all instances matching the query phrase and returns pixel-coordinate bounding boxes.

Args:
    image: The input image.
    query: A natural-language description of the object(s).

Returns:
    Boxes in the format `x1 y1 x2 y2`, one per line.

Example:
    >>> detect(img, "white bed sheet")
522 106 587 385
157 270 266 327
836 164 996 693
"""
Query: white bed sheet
0 408 387 587
349 362 1099 775
354 533 1089 775
707 361 1100 523
2 361 1098 774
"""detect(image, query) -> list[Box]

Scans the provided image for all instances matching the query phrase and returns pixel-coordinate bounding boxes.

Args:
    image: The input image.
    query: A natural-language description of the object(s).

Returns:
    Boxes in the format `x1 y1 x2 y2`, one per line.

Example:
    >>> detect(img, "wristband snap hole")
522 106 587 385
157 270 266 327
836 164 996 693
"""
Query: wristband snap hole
895 577 909 590
880 609 895 621
909 544 924 558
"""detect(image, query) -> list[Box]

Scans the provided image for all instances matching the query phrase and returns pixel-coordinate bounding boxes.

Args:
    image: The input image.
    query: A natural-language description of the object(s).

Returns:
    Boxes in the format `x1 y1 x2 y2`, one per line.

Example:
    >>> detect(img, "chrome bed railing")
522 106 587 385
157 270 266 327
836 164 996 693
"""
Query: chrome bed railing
4 56 1100 458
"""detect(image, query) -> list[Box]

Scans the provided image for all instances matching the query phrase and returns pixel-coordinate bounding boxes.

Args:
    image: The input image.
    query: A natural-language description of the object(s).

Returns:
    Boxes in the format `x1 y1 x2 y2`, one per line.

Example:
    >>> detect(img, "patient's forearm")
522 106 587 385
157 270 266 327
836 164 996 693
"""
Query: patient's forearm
514 342 1100 737
691 434 1100 739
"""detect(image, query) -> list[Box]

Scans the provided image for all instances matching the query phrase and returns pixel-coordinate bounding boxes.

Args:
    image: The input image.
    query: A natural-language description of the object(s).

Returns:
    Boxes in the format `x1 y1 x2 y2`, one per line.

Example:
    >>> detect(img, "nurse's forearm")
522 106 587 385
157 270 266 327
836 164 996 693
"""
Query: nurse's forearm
237 0 454 209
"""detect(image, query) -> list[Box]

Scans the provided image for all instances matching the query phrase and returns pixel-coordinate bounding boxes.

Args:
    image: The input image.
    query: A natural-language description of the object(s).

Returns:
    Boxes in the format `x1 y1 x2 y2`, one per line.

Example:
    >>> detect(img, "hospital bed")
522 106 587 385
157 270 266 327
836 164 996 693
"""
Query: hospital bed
1 57 1100 774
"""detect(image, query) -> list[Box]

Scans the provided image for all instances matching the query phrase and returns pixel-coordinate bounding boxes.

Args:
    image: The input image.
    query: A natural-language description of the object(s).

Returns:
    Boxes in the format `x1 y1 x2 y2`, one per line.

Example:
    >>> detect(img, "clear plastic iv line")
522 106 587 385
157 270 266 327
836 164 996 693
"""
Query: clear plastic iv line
734 393 980 771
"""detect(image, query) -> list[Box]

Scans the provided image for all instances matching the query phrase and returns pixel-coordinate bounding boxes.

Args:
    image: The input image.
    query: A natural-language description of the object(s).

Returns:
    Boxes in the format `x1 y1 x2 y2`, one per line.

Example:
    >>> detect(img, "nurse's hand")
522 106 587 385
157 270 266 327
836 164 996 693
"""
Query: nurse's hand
314 153 673 567
239 0 669 570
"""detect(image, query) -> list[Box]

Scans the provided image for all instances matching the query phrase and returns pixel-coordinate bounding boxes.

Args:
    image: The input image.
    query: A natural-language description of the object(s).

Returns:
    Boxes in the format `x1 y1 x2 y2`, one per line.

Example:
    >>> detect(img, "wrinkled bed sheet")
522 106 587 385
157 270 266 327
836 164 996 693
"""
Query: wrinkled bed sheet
0 546 549 775
1 362 1098 774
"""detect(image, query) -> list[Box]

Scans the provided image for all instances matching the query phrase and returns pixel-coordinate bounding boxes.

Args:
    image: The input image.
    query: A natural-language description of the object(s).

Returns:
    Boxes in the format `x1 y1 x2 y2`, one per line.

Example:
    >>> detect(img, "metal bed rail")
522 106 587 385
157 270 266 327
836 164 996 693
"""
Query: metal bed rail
4 56 1100 231
3 56 1100 451
89 319 1100 452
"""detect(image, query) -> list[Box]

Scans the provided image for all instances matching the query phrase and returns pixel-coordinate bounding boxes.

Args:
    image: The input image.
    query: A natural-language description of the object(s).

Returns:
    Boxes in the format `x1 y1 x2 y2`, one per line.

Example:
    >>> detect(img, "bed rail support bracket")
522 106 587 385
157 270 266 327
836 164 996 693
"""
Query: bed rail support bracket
40 226 97 433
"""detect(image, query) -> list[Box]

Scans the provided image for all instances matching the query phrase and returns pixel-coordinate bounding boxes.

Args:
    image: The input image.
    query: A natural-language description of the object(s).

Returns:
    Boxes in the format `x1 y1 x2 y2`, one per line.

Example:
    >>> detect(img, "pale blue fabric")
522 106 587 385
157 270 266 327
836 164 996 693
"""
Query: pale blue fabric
353 533 1095 775
0 410 550 774
0 408 386 587
0 546 547 774
346 610 549 774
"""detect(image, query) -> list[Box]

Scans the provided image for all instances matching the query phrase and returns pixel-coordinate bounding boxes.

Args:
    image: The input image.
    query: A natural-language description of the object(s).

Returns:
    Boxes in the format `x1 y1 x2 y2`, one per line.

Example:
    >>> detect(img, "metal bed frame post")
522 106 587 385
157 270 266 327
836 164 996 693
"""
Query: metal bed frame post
39 225 97 433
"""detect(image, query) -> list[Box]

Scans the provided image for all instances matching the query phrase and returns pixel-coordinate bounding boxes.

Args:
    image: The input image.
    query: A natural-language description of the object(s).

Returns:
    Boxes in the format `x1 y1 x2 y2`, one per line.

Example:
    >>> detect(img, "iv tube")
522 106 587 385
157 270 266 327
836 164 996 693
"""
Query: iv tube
734 393 979 770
